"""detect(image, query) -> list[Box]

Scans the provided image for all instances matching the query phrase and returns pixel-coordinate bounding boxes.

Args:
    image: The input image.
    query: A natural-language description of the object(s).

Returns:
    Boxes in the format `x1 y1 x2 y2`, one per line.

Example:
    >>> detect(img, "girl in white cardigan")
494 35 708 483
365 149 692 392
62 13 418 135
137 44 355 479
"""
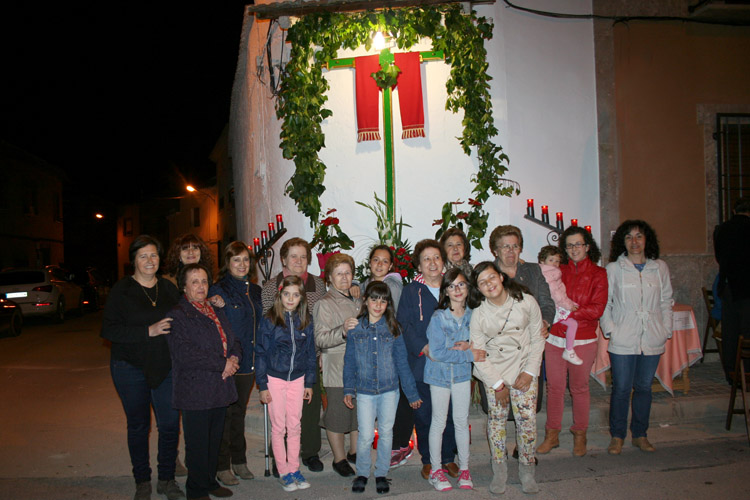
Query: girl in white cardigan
470 261 545 495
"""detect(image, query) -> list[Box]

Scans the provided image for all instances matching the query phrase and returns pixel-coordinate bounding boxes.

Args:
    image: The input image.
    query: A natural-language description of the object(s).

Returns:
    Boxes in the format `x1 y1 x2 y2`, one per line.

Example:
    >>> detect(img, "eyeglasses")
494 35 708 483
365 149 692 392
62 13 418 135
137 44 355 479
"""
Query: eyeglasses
498 244 520 252
565 242 587 250
448 281 468 291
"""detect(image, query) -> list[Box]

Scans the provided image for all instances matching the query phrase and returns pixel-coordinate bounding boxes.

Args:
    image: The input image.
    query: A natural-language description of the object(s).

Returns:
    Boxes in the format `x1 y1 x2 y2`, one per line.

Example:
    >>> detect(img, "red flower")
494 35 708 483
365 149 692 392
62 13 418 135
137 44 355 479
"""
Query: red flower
389 246 396 251
456 212 469 220
432 218 444 226
399 269 407 278
325 208 337 215
321 216 337 227
451 199 464 205
468 198 482 207
396 248 407 256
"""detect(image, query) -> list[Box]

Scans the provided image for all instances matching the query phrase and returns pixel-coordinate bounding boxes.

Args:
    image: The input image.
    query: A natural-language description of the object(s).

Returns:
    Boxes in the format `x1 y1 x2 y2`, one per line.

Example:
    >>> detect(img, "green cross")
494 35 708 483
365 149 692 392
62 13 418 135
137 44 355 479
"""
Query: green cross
326 49 444 223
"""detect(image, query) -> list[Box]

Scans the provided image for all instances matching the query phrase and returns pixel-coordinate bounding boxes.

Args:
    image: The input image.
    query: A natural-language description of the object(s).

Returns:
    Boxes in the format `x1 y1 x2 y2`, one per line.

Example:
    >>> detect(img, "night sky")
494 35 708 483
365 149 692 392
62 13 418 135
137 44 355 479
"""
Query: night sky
2 2 249 276
2 2 248 203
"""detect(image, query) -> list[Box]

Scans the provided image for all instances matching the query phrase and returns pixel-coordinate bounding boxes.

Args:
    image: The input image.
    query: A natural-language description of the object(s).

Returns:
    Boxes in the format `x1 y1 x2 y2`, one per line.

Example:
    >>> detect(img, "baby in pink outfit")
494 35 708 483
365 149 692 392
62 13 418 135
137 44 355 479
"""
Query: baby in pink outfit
538 246 582 365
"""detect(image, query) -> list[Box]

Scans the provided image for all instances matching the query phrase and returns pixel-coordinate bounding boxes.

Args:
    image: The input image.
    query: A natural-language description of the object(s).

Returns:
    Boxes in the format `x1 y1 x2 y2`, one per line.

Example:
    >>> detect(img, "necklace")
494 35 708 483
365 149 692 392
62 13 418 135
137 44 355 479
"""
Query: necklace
133 276 158 307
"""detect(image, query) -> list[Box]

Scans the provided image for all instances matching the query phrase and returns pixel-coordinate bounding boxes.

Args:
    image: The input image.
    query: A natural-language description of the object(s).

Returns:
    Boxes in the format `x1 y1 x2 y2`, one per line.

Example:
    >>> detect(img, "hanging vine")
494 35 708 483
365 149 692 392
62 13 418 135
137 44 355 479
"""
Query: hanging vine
275 5 519 250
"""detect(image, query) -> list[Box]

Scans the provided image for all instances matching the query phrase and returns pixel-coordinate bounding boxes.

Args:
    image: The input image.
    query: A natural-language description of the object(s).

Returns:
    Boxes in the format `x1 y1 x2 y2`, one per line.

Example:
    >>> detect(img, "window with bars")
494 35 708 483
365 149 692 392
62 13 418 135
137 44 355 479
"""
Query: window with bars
717 114 750 222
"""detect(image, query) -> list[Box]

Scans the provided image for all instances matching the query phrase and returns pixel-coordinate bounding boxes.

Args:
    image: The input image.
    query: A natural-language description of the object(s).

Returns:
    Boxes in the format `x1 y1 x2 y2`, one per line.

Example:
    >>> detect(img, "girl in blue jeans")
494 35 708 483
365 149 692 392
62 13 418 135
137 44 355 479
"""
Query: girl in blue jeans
424 268 486 491
343 281 422 494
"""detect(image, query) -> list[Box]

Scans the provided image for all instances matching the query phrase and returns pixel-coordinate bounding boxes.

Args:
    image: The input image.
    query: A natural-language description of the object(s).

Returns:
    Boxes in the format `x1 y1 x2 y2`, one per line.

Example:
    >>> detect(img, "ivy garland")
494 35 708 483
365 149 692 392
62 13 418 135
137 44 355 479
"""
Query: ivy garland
275 5 519 250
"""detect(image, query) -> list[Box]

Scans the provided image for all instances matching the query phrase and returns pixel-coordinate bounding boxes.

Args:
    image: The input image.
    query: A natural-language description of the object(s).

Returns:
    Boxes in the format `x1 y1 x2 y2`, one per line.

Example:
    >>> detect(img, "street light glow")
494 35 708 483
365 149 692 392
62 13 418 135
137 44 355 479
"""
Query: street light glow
95 213 104 219
186 185 196 193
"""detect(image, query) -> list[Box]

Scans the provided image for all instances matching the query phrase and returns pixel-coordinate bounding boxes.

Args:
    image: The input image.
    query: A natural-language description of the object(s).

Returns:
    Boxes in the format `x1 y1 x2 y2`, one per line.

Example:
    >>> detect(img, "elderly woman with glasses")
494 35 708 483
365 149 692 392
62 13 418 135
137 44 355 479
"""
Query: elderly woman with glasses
538 227 607 458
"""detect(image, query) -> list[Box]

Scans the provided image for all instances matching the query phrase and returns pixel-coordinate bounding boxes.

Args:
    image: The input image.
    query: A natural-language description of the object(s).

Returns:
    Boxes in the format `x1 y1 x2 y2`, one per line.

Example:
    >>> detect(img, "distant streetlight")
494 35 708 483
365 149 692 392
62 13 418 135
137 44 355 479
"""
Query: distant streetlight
95 213 104 219
186 184 216 203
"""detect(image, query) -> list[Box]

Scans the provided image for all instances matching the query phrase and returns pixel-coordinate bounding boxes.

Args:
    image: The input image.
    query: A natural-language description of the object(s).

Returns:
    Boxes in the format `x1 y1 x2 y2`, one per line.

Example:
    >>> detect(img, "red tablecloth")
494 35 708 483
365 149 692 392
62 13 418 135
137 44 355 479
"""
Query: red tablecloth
591 304 703 396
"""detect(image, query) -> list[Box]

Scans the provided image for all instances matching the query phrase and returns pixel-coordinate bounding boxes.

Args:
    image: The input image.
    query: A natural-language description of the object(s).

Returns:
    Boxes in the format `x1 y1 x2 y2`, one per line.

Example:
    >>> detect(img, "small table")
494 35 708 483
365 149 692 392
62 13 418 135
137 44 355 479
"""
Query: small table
591 304 703 396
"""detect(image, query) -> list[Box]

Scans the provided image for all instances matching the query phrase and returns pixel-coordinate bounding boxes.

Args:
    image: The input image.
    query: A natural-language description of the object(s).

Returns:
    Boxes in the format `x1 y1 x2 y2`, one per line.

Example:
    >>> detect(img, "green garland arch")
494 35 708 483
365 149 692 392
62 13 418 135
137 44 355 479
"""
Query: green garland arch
275 4 519 249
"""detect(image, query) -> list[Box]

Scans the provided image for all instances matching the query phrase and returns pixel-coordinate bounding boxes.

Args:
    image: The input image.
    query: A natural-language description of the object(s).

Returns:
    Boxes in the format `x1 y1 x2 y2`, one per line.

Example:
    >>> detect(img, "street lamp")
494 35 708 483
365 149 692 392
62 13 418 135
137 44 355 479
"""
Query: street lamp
186 184 216 204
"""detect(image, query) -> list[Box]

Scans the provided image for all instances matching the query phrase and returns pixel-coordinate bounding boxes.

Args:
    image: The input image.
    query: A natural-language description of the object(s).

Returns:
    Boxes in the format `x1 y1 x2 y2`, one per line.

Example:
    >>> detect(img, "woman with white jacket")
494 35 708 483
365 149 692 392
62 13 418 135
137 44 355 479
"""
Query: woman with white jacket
600 220 674 455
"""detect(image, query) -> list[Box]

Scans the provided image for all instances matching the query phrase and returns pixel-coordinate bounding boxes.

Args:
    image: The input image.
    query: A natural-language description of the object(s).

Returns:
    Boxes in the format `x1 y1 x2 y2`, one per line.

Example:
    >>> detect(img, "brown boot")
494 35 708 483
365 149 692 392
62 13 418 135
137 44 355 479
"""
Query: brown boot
536 428 560 454
571 429 587 457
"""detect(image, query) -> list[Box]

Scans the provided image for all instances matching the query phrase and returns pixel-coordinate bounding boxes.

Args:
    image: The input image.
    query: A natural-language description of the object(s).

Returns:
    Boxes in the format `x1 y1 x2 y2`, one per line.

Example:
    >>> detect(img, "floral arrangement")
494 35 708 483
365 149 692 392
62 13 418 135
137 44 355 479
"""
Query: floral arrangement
310 209 355 254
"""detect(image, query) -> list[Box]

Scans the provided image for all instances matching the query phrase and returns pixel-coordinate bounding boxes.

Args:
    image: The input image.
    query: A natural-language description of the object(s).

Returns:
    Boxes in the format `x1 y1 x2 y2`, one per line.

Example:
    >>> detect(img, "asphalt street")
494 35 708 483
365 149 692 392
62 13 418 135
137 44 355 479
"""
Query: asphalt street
0 312 748 499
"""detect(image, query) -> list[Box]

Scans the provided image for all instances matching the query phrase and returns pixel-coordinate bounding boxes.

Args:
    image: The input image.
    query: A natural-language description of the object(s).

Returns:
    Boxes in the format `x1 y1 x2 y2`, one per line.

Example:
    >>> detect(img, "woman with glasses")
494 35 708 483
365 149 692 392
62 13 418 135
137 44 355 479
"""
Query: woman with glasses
540 227 607 457
489 225 555 329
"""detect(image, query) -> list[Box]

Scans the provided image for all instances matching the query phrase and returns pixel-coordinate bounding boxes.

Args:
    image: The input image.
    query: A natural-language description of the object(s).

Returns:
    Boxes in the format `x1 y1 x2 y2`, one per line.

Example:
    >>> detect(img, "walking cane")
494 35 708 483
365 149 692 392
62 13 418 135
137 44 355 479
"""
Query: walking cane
263 403 271 477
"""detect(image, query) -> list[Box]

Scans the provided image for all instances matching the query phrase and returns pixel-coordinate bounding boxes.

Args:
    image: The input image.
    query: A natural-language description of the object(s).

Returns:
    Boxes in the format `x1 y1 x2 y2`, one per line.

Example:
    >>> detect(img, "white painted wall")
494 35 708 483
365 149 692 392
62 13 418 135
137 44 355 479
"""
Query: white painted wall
230 0 599 275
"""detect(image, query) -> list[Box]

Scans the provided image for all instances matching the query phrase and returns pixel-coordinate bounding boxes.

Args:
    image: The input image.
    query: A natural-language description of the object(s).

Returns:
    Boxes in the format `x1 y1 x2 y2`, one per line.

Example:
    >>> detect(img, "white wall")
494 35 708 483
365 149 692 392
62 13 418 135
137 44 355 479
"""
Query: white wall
231 0 599 275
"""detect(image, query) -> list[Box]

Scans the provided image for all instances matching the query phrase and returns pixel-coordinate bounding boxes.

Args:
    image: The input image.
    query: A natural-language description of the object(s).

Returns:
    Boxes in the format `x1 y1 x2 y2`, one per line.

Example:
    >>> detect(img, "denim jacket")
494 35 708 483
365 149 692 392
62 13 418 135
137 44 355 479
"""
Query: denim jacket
343 316 420 404
424 307 474 388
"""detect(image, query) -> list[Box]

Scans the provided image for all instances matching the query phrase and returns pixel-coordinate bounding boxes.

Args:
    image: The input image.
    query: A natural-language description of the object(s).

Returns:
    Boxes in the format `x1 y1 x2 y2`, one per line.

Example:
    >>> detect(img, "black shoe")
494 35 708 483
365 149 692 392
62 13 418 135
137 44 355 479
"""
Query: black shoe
332 459 355 477
302 455 324 472
272 459 279 478
347 452 356 464
352 476 368 493
375 476 390 494
208 486 233 497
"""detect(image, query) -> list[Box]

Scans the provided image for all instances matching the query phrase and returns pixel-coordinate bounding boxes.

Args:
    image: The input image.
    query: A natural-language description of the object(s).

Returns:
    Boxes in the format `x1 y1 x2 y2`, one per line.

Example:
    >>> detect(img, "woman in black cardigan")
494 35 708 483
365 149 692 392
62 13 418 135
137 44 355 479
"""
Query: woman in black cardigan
101 235 184 500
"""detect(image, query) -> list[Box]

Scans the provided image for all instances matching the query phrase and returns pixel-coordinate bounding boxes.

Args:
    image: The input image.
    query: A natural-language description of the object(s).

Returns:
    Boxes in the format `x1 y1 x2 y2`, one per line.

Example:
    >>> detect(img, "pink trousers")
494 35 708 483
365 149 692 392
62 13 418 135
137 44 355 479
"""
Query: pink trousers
267 375 305 476
544 342 597 431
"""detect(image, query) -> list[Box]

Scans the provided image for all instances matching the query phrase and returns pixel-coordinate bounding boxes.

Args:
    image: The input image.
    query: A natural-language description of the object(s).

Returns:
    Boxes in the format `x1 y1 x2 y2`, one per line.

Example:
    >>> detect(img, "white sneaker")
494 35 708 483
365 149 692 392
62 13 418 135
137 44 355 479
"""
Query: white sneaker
429 469 453 492
279 473 298 492
563 349 583 365
457 469 473 490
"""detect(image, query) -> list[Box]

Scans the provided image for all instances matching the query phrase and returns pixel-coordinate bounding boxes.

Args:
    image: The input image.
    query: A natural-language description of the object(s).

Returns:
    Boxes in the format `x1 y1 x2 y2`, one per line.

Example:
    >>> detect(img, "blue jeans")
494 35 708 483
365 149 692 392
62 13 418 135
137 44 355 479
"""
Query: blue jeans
609 352 661 439
111 359 180 483
355 390 399 478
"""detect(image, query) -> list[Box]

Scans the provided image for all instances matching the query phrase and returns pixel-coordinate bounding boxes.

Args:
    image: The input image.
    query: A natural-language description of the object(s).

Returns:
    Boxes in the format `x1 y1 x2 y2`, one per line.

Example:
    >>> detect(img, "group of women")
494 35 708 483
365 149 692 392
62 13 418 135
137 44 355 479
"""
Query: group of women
103 216 674 498
103 234 261 500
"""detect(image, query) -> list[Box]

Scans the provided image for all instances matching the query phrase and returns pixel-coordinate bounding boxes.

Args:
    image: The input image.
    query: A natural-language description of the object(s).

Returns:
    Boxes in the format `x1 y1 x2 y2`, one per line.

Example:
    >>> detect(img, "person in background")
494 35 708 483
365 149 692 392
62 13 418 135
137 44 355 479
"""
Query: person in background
440 227 473 277
601 220 673 455
210 242 263 485
260 237 326 474
101 235 184 500
359 244 404 311
167 263 240 500
714 196 750 383
163 234 214 288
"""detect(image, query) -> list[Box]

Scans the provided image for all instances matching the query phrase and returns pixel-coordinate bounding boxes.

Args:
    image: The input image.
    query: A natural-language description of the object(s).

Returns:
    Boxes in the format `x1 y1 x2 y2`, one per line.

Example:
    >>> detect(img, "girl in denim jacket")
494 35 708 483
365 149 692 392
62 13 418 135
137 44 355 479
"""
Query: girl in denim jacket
255 276 317 493
424 268 486 491
343 281 422 495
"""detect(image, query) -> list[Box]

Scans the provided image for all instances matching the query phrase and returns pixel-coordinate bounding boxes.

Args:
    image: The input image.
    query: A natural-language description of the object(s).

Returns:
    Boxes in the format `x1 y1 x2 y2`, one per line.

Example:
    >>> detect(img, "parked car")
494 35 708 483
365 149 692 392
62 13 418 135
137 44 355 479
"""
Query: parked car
0 267 84 322
0 298 23 336
72 266 111 311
